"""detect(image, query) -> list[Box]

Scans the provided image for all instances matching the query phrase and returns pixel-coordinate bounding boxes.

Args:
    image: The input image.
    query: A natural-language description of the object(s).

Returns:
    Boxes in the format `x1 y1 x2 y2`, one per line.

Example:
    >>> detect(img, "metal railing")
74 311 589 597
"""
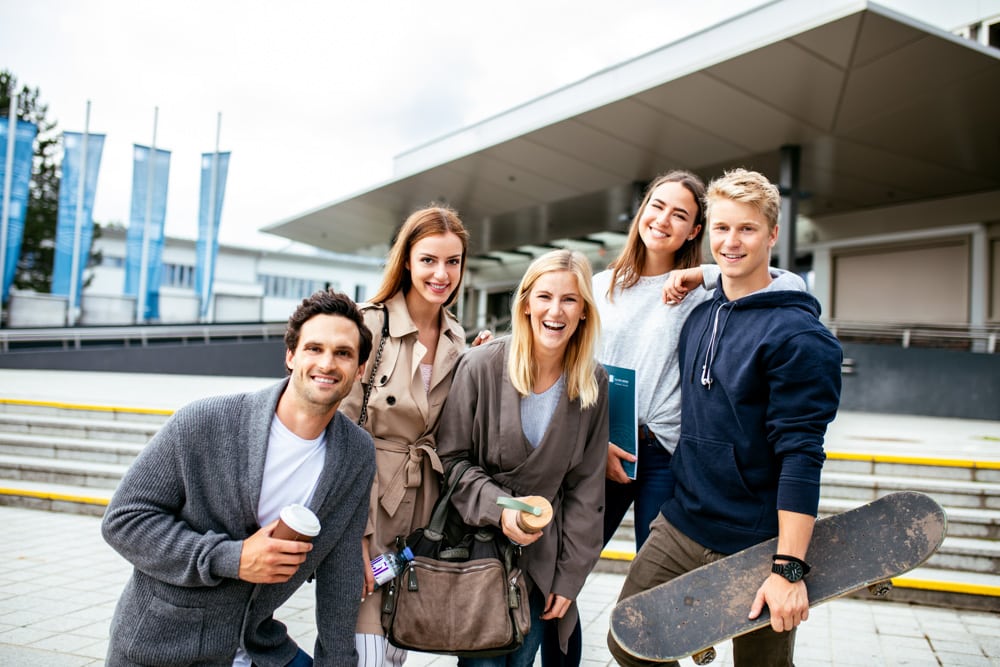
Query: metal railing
827 320 999 353
0 322 287 353
4 319 996 354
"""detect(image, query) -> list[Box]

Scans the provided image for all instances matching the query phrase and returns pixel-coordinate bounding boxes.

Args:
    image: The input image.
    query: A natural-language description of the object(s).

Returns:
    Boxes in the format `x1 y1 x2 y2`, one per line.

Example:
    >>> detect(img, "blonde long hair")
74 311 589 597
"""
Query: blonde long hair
370 205 469 306
507 250 601 409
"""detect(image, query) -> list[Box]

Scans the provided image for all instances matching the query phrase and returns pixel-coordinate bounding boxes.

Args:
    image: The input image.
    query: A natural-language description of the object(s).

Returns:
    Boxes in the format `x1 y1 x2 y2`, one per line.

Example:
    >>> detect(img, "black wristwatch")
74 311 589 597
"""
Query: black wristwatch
771 554 811 582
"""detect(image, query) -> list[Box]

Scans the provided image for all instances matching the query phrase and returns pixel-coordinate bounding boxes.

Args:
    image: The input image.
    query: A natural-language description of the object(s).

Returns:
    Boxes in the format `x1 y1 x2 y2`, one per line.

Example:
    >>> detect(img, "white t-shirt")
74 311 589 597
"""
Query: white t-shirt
233 414 327 666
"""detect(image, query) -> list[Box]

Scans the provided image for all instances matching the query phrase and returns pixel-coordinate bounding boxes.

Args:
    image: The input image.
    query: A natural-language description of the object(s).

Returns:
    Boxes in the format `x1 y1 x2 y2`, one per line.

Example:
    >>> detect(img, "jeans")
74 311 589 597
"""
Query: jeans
458 585 546 667
607 515 795 667
603 429 674 548
286 647 313 666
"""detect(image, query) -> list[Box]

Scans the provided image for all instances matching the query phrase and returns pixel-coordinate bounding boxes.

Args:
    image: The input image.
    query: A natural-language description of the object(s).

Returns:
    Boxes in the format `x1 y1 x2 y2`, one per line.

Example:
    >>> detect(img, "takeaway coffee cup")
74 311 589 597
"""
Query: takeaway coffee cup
272 504 321 542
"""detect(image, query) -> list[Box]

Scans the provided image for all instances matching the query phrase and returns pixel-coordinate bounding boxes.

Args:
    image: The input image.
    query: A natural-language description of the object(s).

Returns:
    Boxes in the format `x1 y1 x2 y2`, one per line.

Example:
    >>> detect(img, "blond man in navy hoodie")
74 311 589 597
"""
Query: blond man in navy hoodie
609 169 842 667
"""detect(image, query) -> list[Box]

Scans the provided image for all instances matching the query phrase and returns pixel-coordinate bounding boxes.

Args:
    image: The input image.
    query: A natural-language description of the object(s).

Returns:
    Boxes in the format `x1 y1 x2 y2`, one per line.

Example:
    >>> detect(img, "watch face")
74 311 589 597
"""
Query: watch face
773 561 804 582
784 561 804 582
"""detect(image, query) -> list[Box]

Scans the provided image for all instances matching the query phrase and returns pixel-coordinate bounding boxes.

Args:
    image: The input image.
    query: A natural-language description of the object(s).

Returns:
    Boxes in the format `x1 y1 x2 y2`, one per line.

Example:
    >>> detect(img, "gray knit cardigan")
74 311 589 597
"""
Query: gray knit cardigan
102 380 375 666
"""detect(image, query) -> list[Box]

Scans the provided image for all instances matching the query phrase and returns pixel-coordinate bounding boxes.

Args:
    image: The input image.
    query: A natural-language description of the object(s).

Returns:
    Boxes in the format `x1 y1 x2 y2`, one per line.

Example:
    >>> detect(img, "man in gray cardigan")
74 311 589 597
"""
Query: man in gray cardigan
102 290 376 667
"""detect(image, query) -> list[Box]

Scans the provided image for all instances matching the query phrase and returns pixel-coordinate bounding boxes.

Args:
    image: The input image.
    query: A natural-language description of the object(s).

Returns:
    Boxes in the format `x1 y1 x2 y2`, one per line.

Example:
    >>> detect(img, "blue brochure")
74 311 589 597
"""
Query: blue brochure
604 364 637 480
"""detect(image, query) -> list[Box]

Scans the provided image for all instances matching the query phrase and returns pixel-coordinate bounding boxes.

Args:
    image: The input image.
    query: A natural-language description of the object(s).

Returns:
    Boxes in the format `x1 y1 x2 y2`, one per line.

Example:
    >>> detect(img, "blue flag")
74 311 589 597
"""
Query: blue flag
52 131 106 306
0 117 38 302
124 144 170 320
195 151 230 319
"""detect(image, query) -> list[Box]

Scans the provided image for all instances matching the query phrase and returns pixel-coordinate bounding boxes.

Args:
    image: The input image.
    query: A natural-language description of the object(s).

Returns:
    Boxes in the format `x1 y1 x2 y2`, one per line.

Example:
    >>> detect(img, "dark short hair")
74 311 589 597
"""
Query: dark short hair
284 290 373 365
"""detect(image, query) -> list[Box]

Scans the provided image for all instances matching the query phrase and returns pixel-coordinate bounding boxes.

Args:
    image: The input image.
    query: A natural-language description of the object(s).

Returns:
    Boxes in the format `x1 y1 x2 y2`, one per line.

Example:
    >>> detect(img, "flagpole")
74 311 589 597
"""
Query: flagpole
0 90 19 327
136 106 157 324
66 100 90 326
202 111 221 323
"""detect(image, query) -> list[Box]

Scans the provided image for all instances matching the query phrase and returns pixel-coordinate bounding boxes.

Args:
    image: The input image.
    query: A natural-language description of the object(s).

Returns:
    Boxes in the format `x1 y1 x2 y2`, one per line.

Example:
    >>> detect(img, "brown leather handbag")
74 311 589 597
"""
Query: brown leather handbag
380 460 531 657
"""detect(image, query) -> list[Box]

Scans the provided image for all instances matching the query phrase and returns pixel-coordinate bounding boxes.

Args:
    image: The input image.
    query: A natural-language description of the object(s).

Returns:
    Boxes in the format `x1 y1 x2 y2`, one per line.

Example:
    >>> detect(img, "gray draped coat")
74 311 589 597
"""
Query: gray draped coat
436 338 609 652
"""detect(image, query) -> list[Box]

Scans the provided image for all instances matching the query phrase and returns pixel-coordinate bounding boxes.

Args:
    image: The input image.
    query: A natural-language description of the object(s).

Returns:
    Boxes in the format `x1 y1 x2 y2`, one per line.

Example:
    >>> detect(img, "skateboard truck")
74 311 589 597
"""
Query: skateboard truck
867 580 893 598
692 647 716 665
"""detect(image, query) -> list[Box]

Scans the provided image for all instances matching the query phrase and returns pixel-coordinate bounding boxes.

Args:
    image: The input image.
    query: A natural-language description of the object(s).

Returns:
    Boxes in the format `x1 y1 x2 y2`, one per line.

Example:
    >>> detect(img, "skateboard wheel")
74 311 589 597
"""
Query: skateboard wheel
692 647 716 665
868 580 893 598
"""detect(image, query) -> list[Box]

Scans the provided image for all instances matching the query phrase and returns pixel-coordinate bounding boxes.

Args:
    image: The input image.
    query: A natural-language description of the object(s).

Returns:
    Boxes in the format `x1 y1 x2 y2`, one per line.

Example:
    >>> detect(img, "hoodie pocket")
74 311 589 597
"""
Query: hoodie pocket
674 436 765 530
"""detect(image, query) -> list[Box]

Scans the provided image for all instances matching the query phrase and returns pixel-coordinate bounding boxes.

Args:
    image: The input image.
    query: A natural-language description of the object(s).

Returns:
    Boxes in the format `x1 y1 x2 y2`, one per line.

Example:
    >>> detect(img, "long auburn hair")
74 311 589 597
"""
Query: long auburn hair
507 250 601 409
369 204 469 306
606 170 706 301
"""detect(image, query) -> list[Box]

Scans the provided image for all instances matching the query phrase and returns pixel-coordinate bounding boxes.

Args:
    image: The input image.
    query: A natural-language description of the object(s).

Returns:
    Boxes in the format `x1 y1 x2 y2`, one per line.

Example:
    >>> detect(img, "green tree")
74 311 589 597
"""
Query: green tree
1 71 102 312
1 69 61 298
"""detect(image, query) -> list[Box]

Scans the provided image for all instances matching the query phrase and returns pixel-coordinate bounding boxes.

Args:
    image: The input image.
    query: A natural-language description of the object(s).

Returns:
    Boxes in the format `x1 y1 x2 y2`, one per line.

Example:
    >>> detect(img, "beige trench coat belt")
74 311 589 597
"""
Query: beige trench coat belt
376 437 442 518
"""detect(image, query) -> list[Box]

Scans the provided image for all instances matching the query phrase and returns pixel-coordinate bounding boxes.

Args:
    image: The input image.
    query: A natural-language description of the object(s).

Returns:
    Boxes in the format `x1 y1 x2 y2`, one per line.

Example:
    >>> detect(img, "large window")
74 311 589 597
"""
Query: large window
161 263 195 288
258 274 330 299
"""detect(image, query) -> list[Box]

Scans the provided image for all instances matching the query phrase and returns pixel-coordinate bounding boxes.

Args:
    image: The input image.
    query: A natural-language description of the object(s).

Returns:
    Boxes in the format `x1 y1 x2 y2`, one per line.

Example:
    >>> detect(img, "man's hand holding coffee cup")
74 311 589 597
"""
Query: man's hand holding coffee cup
239 520 314 584
239 505 322 584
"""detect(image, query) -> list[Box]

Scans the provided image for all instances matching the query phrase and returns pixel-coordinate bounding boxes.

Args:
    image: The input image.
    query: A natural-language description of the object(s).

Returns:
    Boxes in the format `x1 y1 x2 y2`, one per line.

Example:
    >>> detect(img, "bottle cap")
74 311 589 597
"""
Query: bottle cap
402 546 414 560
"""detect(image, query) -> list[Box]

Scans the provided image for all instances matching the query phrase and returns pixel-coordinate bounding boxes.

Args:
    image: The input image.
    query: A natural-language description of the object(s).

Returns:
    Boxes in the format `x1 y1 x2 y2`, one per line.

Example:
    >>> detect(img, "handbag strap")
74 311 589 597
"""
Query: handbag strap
357 305 389 427
426 459 474 536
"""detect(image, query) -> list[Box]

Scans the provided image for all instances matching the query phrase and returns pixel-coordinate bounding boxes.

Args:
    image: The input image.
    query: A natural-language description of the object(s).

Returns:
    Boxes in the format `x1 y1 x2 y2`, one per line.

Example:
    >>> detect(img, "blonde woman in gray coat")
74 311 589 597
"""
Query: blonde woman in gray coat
436 249 610 667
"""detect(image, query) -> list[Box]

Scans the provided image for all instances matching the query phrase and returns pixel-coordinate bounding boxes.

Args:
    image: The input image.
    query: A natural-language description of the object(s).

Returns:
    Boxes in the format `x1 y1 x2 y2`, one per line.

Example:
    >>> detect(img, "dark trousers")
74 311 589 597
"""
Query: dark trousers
543 428 673 667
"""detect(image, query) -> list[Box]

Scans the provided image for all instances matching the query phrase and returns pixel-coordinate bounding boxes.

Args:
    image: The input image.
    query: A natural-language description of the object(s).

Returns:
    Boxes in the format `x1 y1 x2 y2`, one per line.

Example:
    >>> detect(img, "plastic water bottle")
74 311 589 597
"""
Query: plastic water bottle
370 546 414 588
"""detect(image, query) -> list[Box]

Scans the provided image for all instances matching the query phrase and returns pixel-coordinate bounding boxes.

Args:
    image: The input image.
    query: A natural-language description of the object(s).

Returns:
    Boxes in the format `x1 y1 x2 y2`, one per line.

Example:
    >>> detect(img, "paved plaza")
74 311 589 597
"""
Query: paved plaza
1 505 998 666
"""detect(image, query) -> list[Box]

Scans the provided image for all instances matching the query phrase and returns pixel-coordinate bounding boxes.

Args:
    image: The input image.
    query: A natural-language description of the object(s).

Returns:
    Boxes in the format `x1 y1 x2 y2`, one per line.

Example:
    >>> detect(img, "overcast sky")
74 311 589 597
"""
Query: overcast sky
0 0 981 251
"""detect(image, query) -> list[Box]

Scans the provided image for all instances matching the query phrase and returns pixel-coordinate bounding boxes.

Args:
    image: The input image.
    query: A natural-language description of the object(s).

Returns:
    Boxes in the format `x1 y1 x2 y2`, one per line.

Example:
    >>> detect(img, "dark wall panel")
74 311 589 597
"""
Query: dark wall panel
840 343 1000 420
0 341 287 379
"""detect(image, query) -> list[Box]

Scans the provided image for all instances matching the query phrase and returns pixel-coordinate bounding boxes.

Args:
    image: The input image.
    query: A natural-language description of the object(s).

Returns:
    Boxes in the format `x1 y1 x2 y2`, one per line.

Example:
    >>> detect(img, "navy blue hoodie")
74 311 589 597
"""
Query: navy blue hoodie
662 287 842 554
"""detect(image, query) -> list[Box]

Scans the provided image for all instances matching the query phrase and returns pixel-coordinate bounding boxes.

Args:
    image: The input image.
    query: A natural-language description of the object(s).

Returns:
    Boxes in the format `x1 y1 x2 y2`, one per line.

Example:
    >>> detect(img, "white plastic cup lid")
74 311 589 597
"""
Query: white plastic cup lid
279 504 321 537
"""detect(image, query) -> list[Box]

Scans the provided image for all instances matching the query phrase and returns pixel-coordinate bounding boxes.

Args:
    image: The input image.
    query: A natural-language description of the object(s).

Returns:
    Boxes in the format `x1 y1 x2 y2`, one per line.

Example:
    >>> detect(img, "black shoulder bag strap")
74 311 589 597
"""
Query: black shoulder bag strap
358 305 389 427
424 459 474 540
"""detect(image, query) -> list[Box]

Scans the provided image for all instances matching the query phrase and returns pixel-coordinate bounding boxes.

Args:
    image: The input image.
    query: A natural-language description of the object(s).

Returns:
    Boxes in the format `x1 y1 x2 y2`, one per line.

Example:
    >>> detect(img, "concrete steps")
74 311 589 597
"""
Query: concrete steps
0 400 165 513
1 399 998 608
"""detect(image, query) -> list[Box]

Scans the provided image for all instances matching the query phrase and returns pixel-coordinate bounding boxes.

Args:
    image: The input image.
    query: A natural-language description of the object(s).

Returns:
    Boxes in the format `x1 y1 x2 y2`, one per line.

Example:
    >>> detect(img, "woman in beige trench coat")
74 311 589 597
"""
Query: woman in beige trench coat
339 205 489 667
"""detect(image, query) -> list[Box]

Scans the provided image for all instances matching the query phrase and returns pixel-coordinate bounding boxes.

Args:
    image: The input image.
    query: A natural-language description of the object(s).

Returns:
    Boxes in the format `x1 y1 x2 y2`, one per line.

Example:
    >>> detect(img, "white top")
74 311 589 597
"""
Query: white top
233 414 326 666
592 269 711 454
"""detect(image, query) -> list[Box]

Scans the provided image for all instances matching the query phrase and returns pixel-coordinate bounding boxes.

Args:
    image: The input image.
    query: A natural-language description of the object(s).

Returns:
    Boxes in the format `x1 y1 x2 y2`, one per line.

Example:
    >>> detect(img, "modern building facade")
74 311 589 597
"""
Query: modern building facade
6 226 384 327
265 0 1000 418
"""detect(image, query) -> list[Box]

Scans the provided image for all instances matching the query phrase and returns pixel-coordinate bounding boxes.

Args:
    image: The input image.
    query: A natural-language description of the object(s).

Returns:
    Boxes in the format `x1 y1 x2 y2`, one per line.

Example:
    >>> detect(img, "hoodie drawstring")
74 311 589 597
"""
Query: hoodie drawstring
701 301 734 390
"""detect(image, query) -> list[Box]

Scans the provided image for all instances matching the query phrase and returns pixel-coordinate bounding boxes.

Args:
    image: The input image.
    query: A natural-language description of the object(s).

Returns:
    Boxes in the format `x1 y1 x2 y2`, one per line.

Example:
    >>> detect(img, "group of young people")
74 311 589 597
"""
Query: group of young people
101 167 842 667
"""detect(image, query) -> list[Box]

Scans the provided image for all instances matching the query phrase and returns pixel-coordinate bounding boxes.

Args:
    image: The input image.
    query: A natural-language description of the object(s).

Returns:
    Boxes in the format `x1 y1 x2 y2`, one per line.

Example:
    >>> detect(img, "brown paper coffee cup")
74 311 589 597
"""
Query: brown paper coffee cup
272 504 321 542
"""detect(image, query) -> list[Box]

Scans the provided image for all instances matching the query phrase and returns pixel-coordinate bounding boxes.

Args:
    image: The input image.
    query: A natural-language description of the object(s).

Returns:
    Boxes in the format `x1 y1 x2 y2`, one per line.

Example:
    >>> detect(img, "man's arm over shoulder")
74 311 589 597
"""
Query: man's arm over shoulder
101 400 245 587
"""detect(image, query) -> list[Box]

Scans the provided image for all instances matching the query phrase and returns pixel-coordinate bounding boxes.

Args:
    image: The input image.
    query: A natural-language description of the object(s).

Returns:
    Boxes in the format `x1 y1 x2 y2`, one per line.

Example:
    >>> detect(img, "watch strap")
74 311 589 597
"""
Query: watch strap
772 553 811 575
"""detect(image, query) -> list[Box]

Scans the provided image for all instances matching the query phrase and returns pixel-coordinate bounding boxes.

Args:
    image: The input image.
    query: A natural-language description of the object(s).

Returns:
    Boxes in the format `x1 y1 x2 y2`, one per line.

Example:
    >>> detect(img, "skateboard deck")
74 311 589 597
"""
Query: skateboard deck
610 491 946 663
